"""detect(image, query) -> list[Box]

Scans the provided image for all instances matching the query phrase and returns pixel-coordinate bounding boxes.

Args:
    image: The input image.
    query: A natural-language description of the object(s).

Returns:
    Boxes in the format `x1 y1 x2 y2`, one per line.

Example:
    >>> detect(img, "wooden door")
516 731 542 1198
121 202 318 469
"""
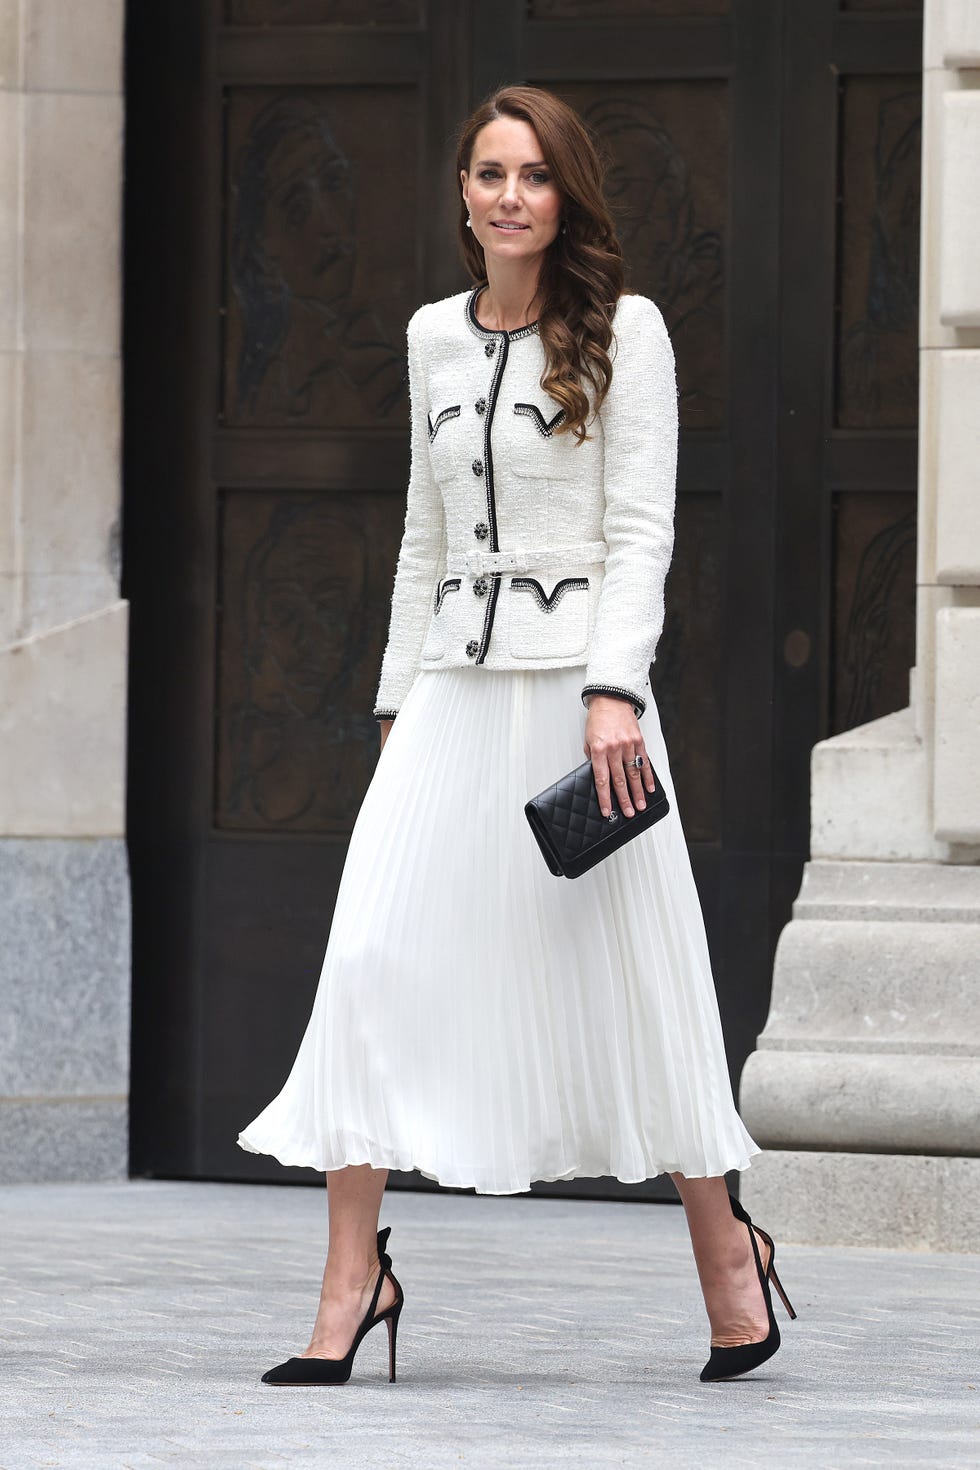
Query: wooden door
124 0 921 1192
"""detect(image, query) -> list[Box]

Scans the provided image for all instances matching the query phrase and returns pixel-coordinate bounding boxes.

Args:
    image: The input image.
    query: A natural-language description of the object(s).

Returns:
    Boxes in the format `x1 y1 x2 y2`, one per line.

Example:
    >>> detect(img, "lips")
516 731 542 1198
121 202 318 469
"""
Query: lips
491 221 529 230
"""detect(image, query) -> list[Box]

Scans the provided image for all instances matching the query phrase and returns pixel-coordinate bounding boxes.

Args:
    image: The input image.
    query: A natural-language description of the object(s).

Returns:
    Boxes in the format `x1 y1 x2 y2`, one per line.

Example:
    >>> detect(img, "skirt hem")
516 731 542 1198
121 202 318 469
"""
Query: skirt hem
236 1130 763 1196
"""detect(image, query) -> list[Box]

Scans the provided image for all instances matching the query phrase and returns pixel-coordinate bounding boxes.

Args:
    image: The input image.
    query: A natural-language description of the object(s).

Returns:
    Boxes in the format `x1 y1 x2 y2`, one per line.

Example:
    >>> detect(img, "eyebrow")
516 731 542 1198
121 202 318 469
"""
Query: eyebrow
473 159 548 169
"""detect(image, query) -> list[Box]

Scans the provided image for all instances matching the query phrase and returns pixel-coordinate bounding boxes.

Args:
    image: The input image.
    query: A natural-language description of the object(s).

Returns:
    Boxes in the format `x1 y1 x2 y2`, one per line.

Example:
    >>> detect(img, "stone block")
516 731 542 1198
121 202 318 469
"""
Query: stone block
924 0 980 70
0 1099 126 1183
810 707 942 862
24 0 123 96
0 0 22 91
22 91 122 354
0 600 128 836
934 351 980 585
940 1156 980 1252
741 1150 980 1251
0 836 130 1096
939 92 980 327
790 857 980 923
0 90 21 352
919 68 980 350
19 349 120 635
0 349 18 643
916 342 939 588
742 1052 980 1154
912 583 980 771
934 606 980 842
760 916 980 1053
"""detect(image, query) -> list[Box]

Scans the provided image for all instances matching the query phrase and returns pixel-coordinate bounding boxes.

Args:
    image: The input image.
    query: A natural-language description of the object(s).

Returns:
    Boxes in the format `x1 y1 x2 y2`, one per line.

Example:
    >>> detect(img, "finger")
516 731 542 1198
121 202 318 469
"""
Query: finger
592 753 613 818
635 749 656 792
609 754 634 818
625 757 646 811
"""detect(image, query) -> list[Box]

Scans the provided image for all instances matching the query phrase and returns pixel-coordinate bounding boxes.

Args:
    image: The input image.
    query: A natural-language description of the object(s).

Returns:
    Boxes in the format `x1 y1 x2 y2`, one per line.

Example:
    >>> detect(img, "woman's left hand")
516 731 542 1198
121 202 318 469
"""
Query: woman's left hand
584 695 657 819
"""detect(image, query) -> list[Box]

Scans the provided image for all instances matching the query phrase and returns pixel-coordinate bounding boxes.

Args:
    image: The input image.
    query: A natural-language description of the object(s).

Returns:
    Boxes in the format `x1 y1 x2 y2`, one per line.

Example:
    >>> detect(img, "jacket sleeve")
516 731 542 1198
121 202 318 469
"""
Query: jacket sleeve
581 295 678 719
373 308 447 719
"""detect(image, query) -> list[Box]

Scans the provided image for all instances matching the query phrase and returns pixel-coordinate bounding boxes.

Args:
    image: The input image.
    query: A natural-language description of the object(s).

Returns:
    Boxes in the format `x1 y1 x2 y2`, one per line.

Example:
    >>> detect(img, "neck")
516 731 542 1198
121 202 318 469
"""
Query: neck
478 258 545 330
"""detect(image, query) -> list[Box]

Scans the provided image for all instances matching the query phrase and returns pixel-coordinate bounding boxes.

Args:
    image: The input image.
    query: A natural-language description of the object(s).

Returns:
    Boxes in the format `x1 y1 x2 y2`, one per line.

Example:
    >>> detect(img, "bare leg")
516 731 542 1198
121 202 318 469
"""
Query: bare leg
670 1173 771 1348
302 1163 398 1360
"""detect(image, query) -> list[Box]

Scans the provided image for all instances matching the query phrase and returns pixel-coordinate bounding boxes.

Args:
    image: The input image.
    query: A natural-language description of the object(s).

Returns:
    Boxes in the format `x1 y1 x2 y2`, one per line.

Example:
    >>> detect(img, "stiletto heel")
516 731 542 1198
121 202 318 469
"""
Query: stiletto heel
262 1225 405 1386
385 1301 400 1382
768 1262 797 1320
699 1193 798 1383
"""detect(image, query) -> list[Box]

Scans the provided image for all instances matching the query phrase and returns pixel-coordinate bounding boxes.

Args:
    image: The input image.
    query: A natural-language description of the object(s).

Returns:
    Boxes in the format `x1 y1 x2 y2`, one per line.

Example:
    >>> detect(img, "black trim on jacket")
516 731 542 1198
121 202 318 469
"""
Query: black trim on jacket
581 683 647 719
511 576 589 612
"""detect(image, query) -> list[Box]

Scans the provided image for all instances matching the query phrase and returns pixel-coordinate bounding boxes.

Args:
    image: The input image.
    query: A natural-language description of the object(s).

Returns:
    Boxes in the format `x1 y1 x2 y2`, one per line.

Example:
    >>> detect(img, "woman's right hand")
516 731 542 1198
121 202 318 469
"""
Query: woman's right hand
379 718 394 752
583 695 655 819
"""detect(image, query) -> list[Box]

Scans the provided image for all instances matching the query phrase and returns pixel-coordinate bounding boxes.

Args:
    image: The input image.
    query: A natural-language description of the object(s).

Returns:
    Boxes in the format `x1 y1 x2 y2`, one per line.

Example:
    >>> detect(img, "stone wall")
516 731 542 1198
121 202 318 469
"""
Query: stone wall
0 0 129 1180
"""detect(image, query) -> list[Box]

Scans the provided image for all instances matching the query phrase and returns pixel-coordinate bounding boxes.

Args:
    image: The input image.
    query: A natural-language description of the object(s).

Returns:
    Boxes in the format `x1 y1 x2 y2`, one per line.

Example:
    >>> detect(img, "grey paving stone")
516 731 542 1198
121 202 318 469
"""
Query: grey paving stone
0 1181 977 1470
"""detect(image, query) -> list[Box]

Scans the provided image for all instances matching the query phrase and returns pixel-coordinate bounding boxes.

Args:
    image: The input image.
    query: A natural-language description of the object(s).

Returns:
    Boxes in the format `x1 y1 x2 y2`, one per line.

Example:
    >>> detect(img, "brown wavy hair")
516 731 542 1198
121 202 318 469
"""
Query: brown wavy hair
456 85 626 444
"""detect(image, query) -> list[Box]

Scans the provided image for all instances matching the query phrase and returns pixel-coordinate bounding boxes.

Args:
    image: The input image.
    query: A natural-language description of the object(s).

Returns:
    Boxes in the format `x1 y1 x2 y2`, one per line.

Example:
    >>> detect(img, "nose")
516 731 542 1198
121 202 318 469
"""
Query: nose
498 173 523 208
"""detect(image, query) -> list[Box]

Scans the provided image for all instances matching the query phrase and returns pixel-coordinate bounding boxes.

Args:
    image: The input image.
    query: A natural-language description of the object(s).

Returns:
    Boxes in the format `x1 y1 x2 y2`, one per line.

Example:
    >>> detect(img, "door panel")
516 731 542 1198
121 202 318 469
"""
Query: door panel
222 86 416 429
554 78 729 430
214 489 404 832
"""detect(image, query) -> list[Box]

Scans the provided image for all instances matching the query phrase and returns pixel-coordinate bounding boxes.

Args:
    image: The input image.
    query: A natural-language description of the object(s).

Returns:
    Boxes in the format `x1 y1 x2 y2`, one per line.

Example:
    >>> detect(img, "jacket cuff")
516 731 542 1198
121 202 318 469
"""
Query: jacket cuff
581 683 647 719
374 706 399 722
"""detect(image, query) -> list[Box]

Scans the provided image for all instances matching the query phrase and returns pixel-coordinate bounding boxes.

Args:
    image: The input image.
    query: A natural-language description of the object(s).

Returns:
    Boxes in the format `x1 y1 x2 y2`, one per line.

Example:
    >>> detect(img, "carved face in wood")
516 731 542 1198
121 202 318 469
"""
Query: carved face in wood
234 97 355 316
243 503 368 716
231 96 381 420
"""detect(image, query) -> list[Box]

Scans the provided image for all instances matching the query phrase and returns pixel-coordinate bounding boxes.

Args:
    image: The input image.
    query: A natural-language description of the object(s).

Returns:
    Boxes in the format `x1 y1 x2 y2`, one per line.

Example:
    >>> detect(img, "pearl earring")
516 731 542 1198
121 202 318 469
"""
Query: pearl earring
466 214 472 228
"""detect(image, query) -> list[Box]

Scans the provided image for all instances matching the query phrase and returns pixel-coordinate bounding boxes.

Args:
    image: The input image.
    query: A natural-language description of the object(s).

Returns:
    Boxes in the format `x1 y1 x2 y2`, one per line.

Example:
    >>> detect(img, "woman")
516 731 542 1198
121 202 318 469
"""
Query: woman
238 84 797 1387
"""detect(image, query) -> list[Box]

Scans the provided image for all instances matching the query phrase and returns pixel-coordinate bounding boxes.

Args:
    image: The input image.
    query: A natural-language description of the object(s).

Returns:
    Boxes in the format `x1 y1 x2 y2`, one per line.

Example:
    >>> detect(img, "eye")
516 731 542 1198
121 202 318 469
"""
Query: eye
528 171 551 185
279 183 312 230
478 168 501 182
318 162 349 194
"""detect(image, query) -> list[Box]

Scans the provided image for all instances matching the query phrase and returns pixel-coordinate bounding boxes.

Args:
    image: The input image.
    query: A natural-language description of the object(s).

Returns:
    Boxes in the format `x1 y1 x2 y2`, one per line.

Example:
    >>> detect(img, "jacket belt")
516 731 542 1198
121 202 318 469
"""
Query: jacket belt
448 541 608 576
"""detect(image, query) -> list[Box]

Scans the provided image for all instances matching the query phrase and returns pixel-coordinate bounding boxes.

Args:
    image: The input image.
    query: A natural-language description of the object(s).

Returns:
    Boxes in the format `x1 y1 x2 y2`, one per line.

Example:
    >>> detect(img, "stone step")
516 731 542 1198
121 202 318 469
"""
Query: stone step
763 915 980 1052
791 858 980 923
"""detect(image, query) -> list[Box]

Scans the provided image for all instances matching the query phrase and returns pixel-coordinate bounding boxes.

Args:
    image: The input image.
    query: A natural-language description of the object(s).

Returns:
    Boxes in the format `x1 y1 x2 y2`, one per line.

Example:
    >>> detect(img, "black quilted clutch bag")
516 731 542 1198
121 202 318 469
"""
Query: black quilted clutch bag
524 758 670 879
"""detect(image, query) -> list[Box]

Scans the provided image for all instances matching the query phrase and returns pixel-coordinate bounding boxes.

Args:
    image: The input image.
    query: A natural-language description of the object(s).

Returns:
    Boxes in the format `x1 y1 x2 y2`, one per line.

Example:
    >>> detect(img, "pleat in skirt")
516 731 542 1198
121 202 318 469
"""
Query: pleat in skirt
237 664 761 1194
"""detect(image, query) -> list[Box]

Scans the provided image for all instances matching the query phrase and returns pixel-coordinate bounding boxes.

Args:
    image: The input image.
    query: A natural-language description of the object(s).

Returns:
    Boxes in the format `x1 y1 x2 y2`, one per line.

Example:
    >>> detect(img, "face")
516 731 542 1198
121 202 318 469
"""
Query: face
460 116 563 264
248 510 366 713
263 125 355 307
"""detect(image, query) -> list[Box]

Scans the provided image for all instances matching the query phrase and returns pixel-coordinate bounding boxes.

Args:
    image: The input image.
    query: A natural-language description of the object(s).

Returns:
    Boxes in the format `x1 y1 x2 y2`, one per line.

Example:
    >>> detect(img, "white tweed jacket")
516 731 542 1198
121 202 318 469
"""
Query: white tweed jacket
373 284 679 721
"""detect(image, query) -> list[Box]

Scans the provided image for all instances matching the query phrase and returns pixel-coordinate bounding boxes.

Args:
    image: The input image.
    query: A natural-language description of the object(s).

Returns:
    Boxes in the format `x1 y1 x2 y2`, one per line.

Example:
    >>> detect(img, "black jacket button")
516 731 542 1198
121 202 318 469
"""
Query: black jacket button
474 521 489 540
465 639 479 657
473 576 489 596
485 341 496 357
475 397 486 415
472 459 484 476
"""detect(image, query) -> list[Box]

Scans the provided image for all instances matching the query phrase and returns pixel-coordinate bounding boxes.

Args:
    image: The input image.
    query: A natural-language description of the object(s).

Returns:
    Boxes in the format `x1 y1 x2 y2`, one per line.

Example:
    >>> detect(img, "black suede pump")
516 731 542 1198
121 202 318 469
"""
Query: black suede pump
699 1193 797 1383
261 1225 404 1385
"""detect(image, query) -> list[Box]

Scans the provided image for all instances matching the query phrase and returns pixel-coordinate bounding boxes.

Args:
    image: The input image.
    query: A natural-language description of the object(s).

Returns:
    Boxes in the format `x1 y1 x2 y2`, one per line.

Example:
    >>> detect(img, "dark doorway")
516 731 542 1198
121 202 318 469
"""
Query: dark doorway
123 0 922 1190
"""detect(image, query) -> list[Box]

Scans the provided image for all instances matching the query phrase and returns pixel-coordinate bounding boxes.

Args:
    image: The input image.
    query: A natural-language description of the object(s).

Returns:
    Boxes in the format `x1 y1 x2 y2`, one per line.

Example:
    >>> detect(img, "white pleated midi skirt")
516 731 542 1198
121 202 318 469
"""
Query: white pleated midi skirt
237 664 761 1194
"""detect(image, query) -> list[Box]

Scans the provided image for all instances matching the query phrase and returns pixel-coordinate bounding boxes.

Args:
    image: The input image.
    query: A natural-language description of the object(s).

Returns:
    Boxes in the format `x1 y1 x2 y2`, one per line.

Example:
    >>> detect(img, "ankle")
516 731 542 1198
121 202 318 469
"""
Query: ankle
322 1252 381 1295
698 1237 758 1289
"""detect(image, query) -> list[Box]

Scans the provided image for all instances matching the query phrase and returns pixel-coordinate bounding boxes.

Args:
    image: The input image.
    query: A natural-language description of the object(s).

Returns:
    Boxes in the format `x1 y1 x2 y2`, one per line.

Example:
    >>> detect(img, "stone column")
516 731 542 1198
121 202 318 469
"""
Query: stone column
0 0 129 1181
740 0 980 1250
